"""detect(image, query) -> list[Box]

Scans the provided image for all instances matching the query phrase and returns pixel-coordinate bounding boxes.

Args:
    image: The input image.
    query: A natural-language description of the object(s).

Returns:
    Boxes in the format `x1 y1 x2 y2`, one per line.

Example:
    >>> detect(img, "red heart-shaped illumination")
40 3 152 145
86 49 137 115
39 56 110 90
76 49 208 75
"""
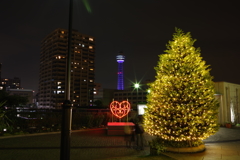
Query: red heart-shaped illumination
110 101 131 119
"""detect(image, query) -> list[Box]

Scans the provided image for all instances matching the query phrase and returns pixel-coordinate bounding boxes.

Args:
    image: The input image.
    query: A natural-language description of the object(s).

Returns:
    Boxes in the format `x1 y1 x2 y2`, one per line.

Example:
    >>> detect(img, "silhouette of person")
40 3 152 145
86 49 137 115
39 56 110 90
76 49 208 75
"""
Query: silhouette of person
134 121 144 150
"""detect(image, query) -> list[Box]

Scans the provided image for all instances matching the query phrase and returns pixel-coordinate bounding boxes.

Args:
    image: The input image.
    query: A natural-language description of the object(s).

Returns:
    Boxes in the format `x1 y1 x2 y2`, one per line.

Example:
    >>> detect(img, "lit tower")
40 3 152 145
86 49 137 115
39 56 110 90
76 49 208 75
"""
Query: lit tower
116 52 125 90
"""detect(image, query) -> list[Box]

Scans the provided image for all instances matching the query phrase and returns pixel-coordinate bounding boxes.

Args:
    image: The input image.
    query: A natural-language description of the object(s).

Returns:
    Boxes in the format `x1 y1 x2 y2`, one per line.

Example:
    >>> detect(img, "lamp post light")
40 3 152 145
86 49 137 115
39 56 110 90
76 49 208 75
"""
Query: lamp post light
134 83 140 89
134 83 140 107
60 0 73 160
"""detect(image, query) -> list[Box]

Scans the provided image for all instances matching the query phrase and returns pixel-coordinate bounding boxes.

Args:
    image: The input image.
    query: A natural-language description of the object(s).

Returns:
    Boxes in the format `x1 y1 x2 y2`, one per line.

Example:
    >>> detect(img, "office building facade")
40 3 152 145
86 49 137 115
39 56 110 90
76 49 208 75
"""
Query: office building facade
1 77 21 90
38 28 95 108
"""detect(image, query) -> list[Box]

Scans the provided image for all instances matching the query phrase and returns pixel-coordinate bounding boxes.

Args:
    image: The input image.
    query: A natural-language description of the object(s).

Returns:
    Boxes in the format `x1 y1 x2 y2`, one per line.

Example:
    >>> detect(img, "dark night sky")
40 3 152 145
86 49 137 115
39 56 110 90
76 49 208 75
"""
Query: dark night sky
0 0 239 92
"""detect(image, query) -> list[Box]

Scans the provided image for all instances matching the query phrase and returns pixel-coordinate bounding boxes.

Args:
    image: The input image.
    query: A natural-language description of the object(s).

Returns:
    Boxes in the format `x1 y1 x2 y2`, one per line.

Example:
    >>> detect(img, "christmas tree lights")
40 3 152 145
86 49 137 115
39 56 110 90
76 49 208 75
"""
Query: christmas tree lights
144 28 219 147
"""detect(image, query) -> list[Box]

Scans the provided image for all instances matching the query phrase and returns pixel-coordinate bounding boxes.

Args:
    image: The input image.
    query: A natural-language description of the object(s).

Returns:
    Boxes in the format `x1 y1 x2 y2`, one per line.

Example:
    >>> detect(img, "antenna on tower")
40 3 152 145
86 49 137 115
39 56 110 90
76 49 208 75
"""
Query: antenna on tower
116 51 125 90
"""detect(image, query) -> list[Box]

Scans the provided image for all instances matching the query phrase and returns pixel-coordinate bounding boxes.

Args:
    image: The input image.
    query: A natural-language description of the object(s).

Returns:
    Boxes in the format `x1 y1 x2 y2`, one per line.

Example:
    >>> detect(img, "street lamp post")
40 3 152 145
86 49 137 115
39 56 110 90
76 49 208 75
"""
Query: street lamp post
60 0 73 160
134 83 140 107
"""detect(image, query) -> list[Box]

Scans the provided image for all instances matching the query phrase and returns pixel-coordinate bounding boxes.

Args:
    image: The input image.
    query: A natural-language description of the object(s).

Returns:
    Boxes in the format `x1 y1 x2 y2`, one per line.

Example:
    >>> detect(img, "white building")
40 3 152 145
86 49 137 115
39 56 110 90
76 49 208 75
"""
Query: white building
214 82 240 126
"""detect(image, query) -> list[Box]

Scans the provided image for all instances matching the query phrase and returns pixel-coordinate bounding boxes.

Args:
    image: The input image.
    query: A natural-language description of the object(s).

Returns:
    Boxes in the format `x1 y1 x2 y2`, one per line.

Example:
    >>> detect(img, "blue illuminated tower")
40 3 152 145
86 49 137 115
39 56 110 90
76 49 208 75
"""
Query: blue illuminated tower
116 52 125 90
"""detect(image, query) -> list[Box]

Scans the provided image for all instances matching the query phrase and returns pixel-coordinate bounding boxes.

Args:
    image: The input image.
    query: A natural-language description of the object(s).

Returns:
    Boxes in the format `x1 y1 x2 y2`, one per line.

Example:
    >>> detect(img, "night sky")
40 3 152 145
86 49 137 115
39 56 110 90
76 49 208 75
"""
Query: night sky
0 0 239 92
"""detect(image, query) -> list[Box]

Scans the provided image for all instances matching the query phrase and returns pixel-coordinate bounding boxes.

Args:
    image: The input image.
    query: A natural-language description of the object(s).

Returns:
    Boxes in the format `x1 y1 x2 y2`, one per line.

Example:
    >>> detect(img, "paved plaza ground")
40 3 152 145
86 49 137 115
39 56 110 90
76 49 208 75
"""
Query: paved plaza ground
0 127 240 160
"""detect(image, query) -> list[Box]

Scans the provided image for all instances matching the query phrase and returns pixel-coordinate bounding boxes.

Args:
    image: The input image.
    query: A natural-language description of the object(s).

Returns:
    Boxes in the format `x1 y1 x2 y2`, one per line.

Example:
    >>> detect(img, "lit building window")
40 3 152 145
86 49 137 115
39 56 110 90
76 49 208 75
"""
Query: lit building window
93 91 97 94
89 38 93 41
89 46 93 49
90 68 94 71
82 44 85 47
90 80 93 82
57 82 61 85
61 31 64 34
57 90 65 94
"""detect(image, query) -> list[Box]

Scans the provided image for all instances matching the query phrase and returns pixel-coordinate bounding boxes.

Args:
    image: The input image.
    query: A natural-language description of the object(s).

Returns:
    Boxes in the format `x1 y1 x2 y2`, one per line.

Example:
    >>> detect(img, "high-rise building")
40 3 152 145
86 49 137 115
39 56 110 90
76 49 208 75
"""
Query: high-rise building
116 52 125 90
38 28 95 108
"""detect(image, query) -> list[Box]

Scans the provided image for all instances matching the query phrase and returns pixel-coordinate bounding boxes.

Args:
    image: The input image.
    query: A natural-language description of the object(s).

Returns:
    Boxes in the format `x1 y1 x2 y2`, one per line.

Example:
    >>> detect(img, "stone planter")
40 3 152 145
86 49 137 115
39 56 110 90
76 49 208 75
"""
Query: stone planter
150 144 205 155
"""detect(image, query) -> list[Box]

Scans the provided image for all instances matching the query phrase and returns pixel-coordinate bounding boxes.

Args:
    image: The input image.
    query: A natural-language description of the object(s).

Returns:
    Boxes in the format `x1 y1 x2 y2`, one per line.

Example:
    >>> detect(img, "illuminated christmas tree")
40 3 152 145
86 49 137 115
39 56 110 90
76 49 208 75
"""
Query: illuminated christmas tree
144 28 219 148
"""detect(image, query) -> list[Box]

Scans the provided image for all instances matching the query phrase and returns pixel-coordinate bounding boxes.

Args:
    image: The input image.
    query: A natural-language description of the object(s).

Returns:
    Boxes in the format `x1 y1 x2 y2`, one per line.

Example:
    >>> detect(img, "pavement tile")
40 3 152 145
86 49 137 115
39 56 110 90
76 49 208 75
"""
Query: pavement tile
1 127 240 160
205 144 222 150
203 158 221 160
164 152 205 160
0 149 60 160
221 155 240 160
202 154 222 159
221 146 240 151
221 151 239 155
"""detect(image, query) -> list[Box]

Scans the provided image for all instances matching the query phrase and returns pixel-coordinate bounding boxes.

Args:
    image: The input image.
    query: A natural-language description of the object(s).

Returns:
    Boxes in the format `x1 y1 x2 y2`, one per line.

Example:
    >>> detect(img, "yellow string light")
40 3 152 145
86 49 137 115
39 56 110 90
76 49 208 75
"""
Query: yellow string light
143 28 219 145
